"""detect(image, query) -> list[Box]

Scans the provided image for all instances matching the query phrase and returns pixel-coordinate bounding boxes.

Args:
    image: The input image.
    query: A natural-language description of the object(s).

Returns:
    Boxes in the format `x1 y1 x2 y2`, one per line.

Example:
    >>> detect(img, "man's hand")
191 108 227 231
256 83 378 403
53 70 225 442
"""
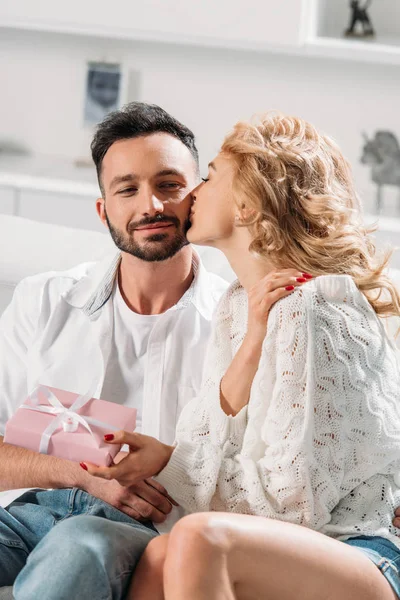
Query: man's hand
85 474 178 524
81 431 174 488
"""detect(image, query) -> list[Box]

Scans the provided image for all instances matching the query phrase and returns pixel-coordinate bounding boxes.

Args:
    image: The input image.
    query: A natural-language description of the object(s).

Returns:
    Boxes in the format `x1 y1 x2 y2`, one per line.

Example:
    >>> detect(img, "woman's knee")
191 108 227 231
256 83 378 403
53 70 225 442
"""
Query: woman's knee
168 513 233 560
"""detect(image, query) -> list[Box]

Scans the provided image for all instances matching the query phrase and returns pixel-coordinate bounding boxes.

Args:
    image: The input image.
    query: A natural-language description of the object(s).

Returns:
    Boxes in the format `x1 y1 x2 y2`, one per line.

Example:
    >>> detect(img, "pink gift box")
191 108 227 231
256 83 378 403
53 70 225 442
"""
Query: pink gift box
4 386 137 466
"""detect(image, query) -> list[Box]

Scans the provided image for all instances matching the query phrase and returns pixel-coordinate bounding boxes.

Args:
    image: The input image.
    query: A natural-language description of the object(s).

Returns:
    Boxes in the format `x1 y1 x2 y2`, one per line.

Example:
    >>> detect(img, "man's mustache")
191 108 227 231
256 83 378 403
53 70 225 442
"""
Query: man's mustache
128 215 180 233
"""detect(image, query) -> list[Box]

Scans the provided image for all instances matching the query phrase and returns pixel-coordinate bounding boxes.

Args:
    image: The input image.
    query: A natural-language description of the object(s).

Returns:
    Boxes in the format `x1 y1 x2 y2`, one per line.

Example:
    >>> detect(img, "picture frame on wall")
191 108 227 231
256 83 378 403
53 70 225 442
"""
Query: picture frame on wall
83 61 126 127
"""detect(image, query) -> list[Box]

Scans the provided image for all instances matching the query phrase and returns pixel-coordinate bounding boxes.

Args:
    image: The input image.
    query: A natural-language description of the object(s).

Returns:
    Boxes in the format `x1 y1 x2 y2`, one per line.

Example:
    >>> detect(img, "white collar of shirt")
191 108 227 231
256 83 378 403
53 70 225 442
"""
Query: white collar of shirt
62 249 217 321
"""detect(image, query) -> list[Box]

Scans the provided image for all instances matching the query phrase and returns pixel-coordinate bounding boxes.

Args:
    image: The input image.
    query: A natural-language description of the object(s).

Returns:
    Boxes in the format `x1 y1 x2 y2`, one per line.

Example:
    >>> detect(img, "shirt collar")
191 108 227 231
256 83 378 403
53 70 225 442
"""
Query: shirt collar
63 248 217 321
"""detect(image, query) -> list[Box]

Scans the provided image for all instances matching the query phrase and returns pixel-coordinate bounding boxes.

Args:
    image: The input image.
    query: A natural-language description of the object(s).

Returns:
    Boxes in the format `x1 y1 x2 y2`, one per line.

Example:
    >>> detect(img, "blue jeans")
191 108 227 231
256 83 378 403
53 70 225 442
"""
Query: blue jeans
344 536 400 599
0 488 158 600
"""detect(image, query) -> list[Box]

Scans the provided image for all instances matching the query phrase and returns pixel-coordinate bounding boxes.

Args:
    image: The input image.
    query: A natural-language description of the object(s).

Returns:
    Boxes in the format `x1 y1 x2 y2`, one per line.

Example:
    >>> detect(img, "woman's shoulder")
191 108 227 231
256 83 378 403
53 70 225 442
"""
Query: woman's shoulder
219 273 373 330
277 274 364 311
311 274 360 302
267 273 375 334
220 274 364 315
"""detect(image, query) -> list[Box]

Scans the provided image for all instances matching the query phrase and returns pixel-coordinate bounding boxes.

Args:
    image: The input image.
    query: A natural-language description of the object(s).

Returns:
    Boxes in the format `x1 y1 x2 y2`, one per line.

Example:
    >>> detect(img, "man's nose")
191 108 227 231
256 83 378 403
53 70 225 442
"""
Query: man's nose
138 189 164 215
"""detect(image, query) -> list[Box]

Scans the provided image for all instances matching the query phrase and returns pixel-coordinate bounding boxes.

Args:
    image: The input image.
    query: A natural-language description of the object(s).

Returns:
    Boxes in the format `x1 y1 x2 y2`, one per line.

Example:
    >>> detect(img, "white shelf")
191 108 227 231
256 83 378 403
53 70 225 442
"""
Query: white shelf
0 0 307 53
306 35 400 66
1 0 400 68
0 21 309 59
0 154 99 198
1 2 400 71
307 0 400 66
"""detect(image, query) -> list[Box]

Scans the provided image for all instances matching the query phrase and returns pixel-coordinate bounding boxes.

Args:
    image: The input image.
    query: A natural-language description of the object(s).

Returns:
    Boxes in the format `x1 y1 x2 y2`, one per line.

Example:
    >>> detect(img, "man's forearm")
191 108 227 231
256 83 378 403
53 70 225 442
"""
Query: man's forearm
0 435 93 492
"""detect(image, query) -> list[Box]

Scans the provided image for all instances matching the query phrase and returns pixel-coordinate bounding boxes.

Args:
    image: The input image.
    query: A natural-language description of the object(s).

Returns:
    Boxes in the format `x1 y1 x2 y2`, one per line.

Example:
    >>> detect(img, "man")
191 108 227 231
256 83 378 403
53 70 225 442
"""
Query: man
0 102 228 599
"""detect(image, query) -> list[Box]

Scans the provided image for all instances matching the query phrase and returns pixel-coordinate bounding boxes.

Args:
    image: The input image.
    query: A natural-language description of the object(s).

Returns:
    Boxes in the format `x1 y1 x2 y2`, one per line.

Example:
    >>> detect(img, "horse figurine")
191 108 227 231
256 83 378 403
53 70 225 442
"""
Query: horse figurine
360 130 400 214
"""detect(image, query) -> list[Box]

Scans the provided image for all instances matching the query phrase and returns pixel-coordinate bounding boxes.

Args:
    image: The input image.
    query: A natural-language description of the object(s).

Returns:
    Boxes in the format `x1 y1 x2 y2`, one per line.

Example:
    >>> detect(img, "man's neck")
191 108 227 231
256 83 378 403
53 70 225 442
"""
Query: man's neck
118 246 194 315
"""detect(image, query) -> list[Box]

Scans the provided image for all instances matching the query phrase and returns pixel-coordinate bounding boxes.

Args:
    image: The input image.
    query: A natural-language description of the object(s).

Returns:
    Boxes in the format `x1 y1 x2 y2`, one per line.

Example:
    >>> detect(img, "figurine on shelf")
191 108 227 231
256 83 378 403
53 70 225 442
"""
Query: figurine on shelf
361 130 400 214
345 1 375 38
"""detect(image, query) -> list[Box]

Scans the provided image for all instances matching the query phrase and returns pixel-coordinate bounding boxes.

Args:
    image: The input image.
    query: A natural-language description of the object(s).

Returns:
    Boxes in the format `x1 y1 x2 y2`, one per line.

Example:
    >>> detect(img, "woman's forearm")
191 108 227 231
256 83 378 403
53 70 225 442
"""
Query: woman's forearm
220 334 264 416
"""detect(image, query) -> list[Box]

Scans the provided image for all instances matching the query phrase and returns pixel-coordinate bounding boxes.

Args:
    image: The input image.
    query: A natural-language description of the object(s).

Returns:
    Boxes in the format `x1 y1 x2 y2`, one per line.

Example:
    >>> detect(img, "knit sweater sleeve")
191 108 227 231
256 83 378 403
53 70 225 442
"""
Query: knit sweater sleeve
156 276 396 528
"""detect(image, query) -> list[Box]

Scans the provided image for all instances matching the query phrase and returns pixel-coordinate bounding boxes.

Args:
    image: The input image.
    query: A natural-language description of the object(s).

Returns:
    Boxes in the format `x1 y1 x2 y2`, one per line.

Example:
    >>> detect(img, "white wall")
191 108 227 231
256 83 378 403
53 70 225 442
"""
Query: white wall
0 26 400 216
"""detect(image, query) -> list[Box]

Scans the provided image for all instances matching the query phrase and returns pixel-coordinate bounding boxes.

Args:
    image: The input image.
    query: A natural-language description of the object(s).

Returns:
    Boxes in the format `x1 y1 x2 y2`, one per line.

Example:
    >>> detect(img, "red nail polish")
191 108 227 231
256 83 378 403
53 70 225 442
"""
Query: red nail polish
285 285 294 291
302 273 313 279
104 434 114 441
296 277 306 283
80 462 88 471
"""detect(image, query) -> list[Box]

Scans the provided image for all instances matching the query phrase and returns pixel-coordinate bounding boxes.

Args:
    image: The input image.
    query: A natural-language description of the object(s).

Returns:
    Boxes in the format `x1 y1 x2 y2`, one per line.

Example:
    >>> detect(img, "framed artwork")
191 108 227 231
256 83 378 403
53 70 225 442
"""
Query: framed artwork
83 61 125 127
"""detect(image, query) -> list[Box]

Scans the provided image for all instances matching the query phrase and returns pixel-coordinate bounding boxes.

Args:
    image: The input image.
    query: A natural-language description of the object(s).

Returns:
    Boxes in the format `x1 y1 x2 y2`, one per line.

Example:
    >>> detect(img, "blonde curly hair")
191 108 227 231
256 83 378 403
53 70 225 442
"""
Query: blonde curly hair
221 111 400 320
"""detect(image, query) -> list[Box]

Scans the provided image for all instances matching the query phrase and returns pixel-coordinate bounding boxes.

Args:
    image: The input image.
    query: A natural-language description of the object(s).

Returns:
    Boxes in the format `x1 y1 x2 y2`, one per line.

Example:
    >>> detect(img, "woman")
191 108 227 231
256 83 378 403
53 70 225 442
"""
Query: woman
83 112 400 599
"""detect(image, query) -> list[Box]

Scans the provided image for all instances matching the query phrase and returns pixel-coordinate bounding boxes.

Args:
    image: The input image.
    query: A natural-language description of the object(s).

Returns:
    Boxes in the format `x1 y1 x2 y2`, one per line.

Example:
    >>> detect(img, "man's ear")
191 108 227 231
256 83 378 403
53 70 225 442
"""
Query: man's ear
96 198 108 229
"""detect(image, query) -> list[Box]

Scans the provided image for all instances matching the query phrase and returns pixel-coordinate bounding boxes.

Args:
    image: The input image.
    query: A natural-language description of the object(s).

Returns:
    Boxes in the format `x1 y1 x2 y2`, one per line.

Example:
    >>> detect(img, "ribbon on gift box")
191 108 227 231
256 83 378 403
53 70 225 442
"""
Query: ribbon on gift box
21 384 118 455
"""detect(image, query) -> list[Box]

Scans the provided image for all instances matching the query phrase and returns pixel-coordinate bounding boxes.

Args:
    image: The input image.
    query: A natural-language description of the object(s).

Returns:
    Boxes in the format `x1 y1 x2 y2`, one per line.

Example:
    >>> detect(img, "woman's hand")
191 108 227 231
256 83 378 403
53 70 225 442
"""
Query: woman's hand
80 431 175 488
246 269 312 342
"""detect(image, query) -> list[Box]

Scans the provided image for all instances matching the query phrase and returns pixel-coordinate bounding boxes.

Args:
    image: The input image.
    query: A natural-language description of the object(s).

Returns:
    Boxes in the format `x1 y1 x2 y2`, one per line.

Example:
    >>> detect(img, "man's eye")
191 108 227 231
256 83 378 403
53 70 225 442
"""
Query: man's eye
201 178 209 183
119 188 137 194
160 182 180 189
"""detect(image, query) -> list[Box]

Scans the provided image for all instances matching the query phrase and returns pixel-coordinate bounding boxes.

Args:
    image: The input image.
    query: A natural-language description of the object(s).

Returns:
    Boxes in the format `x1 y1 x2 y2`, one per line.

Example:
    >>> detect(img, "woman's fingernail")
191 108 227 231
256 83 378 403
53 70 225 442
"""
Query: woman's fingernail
285 285 295 291
104 434 114 441
80 462 88 471
302 273 313 279
296 277 307 283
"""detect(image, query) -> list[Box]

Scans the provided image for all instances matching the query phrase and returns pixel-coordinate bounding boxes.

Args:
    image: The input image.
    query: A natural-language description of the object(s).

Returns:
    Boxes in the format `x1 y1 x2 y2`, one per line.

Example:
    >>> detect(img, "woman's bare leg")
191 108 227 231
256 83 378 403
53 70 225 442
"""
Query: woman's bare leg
126 534 168 600
163 513 398 600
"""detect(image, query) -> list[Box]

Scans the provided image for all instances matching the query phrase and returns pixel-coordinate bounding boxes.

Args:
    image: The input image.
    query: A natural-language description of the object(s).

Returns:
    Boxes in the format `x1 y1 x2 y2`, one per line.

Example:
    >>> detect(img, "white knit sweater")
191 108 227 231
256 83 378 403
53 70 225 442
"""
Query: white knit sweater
156 275 400 547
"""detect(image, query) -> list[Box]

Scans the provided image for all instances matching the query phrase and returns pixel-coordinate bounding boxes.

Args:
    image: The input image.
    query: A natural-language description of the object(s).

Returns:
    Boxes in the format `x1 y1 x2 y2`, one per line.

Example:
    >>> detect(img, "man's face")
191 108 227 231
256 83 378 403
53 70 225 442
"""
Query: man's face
97 133 198 262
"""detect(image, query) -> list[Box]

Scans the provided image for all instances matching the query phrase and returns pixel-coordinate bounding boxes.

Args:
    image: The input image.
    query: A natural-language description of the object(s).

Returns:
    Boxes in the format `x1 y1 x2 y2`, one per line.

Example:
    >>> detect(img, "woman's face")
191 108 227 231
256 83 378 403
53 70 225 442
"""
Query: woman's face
187 153 237 247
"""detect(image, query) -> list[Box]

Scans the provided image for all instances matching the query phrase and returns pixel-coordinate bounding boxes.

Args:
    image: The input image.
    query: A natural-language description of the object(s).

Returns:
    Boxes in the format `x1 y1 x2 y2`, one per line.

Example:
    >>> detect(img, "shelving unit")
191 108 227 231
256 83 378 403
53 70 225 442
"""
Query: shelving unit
1 1 400 66
307 0 400 65
0 0 309 53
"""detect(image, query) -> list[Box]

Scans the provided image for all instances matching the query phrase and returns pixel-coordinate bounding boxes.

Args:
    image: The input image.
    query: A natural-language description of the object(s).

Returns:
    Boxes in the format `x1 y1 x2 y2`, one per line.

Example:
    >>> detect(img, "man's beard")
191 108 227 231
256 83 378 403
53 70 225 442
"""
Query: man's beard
104 209 192 262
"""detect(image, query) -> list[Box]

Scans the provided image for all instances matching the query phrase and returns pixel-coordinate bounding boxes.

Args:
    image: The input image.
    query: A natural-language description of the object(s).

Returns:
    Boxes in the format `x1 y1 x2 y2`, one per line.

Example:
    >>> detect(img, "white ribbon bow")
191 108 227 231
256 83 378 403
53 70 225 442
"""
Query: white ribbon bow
21 384 118 455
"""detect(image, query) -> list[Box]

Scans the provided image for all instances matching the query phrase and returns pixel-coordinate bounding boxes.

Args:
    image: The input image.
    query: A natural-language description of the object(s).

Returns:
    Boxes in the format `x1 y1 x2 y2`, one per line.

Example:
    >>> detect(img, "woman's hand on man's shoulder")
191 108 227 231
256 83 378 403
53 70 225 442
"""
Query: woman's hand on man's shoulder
246 268 313 342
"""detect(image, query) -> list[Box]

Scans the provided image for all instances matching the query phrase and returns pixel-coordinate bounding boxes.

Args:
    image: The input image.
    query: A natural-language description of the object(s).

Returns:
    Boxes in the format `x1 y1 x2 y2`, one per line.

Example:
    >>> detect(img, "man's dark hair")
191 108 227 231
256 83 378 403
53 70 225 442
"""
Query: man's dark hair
91 102 199 195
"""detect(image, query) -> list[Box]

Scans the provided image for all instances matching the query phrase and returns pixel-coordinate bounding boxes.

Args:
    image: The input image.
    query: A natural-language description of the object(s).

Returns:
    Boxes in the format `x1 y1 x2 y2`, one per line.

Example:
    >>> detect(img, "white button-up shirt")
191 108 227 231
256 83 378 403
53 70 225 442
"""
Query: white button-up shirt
0 249 229 530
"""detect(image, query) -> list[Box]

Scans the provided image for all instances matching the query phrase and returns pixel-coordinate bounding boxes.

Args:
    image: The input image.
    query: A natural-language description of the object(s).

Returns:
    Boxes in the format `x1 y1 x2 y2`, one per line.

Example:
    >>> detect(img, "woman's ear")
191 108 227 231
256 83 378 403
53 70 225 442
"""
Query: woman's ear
236 206 257 223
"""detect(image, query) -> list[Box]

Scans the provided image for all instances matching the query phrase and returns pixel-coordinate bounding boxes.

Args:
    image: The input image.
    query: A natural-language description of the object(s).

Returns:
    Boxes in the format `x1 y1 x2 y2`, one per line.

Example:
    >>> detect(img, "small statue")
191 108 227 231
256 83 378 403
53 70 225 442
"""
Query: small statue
345 1 375 37
361 131 400 214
